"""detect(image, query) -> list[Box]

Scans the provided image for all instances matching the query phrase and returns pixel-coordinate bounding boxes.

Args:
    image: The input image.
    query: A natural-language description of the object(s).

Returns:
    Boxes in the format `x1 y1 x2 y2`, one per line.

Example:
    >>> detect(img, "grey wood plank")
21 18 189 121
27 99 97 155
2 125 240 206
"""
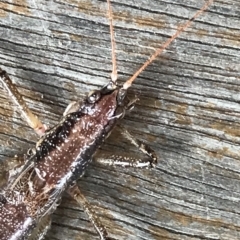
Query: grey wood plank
0 0 240 239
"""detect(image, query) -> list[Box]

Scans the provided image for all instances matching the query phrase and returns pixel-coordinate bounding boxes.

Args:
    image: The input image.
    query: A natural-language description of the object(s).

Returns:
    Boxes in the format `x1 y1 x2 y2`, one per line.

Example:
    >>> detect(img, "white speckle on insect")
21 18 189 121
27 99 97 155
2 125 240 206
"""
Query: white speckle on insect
72 128 77 133
56 146 61 151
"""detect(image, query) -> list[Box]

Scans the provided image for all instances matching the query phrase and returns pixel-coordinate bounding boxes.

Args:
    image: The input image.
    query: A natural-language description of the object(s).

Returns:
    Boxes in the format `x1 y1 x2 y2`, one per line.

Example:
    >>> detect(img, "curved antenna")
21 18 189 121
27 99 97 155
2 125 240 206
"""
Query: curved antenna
123 0 214 90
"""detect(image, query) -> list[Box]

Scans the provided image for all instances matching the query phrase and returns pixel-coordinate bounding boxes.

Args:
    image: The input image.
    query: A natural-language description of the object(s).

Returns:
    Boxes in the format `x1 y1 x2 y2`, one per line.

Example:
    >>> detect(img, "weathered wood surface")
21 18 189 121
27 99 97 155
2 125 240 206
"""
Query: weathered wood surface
0 0 240 239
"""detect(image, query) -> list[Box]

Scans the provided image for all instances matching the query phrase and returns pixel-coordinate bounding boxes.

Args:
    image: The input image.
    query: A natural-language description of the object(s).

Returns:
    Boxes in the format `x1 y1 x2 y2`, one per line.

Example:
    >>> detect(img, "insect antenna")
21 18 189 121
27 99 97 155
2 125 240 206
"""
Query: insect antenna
122 0 214 90
107 0 118 83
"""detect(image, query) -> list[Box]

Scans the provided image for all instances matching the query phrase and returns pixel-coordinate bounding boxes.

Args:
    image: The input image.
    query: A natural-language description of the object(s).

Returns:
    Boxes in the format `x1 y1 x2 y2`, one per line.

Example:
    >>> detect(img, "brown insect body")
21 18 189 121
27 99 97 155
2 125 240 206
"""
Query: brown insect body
0 83 128 240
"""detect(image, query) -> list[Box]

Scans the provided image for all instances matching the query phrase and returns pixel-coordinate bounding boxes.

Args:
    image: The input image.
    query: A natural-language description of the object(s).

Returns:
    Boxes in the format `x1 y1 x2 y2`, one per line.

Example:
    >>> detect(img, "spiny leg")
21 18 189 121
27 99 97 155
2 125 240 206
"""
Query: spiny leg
0 68 46 136
95 125 157 168
67 183 113 240
119 124 157 166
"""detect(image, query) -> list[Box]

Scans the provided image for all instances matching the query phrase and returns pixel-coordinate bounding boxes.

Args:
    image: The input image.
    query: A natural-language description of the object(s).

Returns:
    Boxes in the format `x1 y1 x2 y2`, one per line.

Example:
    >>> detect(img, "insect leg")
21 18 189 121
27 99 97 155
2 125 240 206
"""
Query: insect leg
95 125 157 168
67 183 113 240
0 68 46 136
120 125 157 165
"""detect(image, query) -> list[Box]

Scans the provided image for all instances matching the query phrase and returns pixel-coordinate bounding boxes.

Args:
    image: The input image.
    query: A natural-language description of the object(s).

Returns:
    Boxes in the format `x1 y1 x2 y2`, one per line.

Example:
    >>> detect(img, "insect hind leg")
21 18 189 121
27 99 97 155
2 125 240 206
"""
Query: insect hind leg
67 184 115 240
0 68 46 136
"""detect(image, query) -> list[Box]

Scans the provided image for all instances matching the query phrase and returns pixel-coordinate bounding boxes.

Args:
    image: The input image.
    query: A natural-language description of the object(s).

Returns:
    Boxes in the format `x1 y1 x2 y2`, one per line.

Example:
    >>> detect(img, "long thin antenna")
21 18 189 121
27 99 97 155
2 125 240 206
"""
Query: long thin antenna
107 0 118 82
123 0 213 90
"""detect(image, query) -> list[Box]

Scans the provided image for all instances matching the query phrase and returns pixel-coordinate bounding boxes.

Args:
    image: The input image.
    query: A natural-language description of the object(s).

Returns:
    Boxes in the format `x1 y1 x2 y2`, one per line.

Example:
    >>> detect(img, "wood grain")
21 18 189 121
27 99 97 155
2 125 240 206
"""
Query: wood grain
0 0 240 239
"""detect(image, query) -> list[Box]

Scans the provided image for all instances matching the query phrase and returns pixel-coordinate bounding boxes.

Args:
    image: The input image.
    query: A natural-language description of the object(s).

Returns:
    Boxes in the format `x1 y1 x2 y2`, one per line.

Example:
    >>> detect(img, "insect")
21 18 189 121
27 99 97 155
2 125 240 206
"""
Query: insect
0 0 213 239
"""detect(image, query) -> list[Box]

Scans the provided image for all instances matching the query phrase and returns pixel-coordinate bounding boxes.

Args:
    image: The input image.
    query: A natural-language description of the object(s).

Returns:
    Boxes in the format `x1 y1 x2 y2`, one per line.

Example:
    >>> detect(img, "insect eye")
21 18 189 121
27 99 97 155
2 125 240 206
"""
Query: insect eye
87 90 101 103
